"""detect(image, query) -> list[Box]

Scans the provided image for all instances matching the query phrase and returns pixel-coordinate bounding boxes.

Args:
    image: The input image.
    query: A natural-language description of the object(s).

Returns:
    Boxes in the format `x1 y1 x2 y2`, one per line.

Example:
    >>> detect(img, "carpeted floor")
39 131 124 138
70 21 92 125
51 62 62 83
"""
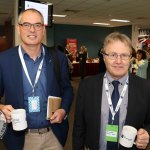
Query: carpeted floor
64 77 80 150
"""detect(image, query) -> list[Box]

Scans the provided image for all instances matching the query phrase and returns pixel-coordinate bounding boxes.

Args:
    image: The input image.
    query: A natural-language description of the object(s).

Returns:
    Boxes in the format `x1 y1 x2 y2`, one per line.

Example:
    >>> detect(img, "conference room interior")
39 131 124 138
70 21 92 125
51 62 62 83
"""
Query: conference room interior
1 0 150 150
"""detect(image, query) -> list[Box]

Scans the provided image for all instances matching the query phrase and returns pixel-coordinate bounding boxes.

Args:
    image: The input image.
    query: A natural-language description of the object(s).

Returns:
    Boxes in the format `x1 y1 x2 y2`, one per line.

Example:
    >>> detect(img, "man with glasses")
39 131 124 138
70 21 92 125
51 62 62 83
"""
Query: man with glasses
73 32 150 150
0 9 73 150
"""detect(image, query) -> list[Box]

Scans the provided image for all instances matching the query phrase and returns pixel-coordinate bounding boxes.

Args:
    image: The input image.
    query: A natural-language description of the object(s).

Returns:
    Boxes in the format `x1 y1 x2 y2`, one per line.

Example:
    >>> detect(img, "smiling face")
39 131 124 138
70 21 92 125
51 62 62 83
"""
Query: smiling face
103 40 131 80
17 10 45 48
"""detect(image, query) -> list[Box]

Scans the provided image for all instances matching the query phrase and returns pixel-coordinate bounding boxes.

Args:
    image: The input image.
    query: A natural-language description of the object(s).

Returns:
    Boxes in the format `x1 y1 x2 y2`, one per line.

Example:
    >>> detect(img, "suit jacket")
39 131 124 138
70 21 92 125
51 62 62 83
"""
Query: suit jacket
0 45 73 150
73 73 150 150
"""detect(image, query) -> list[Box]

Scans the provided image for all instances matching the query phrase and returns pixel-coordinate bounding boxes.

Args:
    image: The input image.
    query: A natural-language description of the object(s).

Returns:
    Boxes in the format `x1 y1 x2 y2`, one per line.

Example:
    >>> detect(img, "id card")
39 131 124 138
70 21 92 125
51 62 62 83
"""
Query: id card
28 96 40 113
105 124 118 142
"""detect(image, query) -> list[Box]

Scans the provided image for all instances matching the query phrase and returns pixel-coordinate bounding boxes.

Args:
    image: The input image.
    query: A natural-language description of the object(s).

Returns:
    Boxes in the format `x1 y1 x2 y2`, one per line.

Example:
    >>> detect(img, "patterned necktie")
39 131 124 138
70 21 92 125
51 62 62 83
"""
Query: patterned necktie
107 80 120 150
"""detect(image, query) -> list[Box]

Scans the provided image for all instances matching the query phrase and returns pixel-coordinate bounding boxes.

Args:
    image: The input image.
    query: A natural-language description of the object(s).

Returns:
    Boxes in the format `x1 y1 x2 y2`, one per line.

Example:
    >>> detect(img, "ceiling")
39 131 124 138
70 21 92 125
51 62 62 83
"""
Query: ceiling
1 0 150 28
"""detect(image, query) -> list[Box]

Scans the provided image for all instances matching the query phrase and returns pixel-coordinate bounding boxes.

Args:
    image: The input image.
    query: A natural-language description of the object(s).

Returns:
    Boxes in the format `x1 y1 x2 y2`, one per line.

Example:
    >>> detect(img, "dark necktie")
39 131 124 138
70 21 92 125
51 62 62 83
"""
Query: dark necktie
107 80 120 150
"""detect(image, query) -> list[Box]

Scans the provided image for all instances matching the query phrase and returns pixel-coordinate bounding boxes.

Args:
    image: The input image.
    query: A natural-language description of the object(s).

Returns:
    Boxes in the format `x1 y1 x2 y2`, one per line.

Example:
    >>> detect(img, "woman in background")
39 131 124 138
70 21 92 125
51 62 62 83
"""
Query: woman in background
130 49 148 79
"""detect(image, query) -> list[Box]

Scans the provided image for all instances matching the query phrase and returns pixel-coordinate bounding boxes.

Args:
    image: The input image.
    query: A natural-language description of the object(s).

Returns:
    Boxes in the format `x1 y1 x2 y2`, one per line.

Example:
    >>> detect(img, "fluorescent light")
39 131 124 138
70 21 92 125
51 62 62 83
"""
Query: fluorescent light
47 3 52 5
110 19 130 22
93 22 110 26
53 14 66 18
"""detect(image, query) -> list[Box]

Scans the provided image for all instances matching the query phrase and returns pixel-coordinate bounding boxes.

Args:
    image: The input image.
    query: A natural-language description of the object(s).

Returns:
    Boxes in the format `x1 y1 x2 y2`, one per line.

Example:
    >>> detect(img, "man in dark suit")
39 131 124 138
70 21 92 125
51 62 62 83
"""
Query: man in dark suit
98 47 106 73
73 32 150 150
78 45 87 79
0 9 73 150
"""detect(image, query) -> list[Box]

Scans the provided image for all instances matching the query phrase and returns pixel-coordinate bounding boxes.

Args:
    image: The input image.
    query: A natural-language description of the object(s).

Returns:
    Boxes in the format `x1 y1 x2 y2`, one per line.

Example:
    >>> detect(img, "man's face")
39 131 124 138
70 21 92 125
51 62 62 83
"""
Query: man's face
17 11 45 47
103 40 131 79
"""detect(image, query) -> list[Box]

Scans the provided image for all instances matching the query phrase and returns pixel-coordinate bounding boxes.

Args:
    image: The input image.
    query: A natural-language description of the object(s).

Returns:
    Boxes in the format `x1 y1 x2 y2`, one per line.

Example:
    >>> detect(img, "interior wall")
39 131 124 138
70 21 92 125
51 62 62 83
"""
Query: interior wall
47 24 132 58
0 36 9 52
0 23 132 56
4 20 13 48
0 25 4 36
0 20 13 52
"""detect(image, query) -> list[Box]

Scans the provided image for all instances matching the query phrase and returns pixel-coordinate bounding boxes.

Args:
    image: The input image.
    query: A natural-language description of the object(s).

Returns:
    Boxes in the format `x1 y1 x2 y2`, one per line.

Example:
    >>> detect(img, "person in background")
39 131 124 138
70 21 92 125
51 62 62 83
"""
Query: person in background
0 9 73 150
76 50 80 62
98 47 106 73
67 58 74 80
57 44 73 80
130 47 137 75
78 45 87 79
130 49 148 79
73 32 150 150
130 47 136 62
65 44 74 62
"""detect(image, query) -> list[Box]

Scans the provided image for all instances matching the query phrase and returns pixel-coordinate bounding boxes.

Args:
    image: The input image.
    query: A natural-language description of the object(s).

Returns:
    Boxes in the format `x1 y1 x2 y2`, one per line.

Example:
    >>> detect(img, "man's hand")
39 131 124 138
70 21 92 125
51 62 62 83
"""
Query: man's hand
135 128 149 149
50 109 66 124
0 104 14 123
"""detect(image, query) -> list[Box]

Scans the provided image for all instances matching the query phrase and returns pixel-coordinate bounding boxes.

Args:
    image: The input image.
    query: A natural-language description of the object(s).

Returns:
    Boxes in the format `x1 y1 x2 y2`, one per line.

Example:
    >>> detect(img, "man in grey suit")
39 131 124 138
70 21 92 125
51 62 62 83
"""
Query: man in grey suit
73 32 150 150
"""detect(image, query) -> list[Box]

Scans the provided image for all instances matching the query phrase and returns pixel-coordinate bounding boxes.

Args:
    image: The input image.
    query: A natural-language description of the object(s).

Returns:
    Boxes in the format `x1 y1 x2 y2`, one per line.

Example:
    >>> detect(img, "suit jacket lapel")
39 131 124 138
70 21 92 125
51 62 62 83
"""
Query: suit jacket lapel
11 47 24 107
125 74 137 125
93 74 104 140
45 48 54 95
95 74 104 120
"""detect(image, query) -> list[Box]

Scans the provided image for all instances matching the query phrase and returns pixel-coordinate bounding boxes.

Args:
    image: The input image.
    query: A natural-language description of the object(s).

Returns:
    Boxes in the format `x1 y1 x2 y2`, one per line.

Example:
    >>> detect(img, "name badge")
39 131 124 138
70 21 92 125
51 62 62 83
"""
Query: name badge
28 96 40 113
105 124 118 142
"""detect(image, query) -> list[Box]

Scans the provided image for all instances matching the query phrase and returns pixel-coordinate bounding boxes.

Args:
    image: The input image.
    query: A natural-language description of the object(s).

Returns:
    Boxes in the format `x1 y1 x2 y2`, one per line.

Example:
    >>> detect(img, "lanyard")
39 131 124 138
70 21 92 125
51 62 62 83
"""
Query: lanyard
18 45 45 96
104 74 128 124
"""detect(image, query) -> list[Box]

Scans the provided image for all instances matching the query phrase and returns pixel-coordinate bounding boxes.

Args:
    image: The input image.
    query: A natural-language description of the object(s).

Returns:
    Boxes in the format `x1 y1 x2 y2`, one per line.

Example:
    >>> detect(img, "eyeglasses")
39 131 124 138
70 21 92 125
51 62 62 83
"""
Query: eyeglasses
18 22 44 31
102 52 131 60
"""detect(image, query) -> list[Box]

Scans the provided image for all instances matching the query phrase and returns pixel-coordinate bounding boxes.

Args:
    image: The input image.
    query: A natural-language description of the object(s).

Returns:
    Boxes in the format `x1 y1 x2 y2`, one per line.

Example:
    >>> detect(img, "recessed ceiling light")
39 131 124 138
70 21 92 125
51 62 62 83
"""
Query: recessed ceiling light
110 19 130 22
53 14 66 18
93 22 110 26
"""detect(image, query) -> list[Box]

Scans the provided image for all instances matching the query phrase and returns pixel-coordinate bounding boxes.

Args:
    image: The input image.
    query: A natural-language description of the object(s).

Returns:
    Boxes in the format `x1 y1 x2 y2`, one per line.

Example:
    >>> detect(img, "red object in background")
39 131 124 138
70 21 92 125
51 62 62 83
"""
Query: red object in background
143 38 150 50
66 39 77 60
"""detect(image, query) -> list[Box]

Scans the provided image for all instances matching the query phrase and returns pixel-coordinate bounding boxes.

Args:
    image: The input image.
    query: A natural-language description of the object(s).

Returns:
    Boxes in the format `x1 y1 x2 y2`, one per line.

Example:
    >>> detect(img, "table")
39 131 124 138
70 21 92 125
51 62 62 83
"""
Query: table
72 62 99 77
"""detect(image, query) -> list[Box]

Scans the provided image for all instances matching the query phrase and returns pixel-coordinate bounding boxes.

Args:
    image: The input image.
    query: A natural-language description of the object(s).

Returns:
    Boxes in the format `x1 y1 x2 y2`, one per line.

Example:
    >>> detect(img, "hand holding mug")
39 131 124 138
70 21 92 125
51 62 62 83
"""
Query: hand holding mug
0 104 14 123
135 128 149 149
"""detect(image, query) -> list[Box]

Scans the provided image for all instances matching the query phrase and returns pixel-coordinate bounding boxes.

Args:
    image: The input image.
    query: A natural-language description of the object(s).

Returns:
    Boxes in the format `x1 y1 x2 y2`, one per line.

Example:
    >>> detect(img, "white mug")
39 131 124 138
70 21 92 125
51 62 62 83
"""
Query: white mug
119 125 137 148
11 109 27 131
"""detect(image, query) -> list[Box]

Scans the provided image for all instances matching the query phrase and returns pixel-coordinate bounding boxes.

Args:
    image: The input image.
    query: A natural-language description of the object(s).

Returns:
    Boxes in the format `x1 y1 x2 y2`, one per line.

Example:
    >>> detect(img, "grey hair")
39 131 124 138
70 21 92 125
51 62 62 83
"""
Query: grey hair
18 8 44 24
103 32 132 53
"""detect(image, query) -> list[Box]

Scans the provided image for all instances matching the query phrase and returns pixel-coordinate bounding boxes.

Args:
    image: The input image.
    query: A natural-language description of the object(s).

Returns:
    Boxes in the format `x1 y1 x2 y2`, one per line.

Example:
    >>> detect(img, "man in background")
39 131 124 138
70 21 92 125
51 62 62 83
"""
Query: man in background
78 45 87 79
98 47 106 73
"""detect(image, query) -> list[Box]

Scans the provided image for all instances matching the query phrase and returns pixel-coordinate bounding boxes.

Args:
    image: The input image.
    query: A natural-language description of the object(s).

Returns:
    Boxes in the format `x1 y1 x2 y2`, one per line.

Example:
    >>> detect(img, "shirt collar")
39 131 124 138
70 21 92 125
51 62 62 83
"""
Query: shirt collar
21 45 43 60
106 71 128 86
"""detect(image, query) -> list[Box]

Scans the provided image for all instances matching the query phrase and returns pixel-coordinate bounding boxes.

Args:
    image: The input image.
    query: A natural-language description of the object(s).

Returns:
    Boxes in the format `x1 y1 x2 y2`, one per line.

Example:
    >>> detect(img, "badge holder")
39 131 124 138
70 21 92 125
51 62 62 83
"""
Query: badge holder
106 124 118 142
